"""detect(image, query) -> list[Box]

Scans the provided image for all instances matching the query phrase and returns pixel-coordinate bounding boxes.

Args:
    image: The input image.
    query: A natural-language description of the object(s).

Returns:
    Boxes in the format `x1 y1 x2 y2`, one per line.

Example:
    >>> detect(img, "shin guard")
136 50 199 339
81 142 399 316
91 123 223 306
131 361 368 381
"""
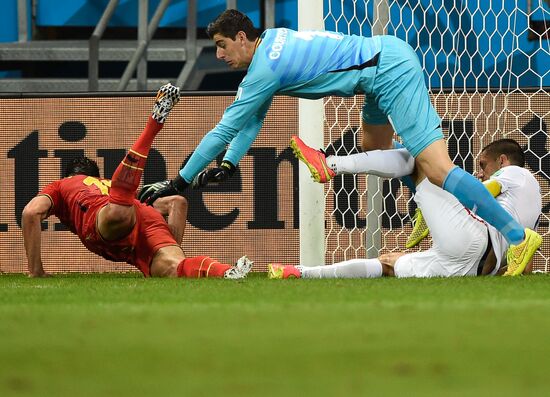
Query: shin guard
176 256 232 278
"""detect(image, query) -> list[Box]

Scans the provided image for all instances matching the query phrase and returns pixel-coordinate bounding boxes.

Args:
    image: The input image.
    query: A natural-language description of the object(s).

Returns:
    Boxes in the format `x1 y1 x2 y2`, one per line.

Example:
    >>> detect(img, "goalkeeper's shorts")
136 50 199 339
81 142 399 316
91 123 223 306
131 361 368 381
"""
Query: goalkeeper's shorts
362 35 443 158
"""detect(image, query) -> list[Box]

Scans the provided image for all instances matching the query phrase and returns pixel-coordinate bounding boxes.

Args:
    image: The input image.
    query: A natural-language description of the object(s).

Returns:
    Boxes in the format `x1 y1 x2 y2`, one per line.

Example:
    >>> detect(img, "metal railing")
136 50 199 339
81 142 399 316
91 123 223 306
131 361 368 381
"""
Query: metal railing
118 0 172 91
86 0 276 91
88 0 120 91
89 0 170 92
175 0 198 89
228 0 276 29
17 0 29 42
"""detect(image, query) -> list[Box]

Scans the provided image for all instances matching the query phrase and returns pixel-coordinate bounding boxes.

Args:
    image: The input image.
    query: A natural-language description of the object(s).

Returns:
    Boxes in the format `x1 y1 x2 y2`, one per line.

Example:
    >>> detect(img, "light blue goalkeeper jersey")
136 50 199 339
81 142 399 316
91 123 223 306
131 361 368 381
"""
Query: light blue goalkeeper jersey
180 28 382 182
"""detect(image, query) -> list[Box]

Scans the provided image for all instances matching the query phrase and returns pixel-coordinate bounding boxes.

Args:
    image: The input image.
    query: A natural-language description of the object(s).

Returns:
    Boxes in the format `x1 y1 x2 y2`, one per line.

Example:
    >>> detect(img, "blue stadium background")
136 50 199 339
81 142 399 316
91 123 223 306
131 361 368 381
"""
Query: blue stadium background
1 0 548 88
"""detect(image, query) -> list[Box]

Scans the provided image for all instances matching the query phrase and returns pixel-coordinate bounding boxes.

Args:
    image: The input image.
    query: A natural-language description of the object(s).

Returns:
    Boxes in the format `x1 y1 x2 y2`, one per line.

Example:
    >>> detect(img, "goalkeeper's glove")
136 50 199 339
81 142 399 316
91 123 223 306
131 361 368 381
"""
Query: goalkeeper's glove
191 160 237 189
138 174 189 205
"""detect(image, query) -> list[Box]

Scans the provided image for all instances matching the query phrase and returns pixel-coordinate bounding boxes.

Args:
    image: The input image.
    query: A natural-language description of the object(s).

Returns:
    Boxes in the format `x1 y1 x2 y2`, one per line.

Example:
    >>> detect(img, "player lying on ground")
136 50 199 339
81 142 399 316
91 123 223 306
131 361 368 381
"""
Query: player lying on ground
138 9 541 275
269 138 541 279
22 84 252 279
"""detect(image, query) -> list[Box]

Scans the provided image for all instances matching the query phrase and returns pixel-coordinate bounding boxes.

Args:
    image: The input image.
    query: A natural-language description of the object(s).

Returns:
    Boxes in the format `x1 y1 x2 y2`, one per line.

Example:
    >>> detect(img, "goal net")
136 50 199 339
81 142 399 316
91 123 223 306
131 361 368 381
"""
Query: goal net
301 0 550 271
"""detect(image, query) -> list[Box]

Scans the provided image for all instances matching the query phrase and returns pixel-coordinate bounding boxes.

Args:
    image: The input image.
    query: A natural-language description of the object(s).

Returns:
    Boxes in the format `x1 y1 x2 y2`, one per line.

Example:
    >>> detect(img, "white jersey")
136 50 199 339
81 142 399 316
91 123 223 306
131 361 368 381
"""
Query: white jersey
394 178 489 277
486 165 541 273
394 166 541 278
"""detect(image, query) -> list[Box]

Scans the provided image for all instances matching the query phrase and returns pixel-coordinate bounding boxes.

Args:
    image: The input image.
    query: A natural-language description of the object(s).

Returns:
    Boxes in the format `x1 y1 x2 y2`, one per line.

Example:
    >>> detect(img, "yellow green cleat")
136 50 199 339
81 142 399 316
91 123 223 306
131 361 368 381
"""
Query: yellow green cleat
504 228 542 276
406 208 430 249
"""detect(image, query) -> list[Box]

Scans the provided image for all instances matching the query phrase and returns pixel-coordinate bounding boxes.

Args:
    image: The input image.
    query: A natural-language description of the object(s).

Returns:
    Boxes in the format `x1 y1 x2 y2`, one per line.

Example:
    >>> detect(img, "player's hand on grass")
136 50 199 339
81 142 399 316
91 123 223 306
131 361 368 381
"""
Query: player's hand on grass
191 160 236 189
138 175 188 205
28 269 51 278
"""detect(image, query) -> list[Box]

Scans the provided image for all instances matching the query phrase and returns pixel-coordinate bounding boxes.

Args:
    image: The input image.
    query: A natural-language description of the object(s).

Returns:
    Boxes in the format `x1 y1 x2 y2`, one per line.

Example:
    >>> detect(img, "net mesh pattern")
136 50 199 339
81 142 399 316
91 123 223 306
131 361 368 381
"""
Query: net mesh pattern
322 1 550 271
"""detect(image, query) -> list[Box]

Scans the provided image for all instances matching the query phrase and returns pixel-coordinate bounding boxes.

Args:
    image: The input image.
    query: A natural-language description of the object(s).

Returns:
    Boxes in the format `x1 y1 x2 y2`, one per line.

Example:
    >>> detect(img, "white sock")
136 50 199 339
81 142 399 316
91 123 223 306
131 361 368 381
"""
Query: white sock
300 258 383 279
326 148 414 178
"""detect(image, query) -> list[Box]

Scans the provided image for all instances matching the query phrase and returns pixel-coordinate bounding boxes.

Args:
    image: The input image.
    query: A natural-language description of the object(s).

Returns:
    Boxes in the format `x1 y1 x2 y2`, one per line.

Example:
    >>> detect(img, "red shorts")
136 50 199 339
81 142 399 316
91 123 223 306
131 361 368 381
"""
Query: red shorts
78 197 178 276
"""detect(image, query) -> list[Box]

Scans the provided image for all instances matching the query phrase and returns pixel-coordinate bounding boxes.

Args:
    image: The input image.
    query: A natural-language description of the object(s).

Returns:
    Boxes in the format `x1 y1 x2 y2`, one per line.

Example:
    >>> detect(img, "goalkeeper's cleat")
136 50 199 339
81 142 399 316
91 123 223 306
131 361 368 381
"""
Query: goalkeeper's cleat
504 228 542 276
406 208 430 249
290 135 336 183
152 83 180 123
267 263 302 279
224 256 253 279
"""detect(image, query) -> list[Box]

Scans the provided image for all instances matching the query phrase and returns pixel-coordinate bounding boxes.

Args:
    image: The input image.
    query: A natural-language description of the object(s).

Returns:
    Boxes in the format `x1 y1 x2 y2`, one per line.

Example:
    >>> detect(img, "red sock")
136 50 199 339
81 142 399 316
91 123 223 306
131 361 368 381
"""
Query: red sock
109 116 163 205
176 256 232 278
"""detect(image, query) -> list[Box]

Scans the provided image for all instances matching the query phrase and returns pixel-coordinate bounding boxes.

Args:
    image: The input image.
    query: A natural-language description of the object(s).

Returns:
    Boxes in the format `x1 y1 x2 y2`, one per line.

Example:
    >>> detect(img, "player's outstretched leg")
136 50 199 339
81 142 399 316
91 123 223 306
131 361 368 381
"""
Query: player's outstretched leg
109 83 180 205
406 208 429 249
291 136 415 183
290 135 335 183
504 228 542 276
177 255 253 279
268 263 302 279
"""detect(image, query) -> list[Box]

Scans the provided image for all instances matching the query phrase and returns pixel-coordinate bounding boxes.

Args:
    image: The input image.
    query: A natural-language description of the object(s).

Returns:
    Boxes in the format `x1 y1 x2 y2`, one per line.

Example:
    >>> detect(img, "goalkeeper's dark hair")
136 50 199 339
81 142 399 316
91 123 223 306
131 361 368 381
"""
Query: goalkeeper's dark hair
481 138 525 167
206 9 259 41
64 156 100 178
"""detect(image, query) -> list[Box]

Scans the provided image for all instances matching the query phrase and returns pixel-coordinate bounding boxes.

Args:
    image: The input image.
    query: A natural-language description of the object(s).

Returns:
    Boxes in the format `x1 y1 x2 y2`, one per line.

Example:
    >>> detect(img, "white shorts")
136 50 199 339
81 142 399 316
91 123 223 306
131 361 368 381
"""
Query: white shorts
394 179 489 278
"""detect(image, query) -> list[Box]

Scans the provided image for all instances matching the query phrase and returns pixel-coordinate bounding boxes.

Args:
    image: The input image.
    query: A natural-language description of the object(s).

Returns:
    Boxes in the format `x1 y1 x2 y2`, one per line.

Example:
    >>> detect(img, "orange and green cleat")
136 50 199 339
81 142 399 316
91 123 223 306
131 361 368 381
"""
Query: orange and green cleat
504 228 542 276
290 135 336 183
267 263 302 279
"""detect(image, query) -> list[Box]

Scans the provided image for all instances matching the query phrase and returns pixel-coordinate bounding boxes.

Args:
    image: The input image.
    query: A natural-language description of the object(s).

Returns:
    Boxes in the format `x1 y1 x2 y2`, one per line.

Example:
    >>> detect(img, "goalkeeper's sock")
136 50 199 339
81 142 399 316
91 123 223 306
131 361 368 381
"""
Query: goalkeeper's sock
327 148 414 179
109 116 163 205
300 258 383 279
176 256 231 278
443 166 524 244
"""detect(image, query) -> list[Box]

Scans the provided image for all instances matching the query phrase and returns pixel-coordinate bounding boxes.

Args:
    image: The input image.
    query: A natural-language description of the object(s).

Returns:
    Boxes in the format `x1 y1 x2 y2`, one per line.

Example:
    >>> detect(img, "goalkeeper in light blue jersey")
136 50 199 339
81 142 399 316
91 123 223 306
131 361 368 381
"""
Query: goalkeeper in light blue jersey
139 9 541 275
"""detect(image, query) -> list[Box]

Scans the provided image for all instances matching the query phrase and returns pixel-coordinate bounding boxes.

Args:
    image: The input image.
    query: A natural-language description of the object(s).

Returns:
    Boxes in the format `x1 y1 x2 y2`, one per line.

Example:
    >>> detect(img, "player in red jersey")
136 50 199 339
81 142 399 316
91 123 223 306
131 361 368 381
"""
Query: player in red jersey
22 84 252 279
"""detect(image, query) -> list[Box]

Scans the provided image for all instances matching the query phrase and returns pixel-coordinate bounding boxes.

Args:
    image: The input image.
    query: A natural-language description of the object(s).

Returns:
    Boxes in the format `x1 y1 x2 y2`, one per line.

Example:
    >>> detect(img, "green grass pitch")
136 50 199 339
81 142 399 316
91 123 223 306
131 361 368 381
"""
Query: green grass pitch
1 273 550 397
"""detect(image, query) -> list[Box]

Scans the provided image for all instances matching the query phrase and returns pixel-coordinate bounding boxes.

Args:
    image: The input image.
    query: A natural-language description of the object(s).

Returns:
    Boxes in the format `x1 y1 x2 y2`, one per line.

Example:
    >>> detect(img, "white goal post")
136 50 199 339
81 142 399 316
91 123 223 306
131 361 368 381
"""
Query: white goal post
298 0 550 271
297 0 326 266
297 0 389 266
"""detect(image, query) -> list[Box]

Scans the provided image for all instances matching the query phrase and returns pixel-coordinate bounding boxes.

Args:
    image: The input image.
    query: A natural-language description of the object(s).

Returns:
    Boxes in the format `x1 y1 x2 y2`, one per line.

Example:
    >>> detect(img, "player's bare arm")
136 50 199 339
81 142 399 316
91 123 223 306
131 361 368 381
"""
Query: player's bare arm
152 195 188 246
22 195 53 277
378 252 407 277
480 249 498 275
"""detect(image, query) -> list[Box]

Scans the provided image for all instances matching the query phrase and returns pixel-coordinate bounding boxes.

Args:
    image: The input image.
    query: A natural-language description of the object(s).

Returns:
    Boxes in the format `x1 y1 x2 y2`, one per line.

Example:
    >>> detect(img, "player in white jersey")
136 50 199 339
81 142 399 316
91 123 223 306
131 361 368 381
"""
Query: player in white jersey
476 140 541 275
269 139 542 279
139 9 541 273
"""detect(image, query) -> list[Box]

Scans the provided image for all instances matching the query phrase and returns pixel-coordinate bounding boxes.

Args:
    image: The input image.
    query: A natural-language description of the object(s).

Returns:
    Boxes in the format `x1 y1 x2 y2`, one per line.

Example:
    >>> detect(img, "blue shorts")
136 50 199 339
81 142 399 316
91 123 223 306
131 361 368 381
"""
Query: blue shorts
361 35 443 157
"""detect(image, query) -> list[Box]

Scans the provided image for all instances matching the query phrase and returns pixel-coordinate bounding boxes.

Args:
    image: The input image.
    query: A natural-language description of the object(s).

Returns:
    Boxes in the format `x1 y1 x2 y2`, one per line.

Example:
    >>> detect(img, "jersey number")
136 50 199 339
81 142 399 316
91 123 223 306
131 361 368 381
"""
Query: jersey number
294 31 343 41
83 176 111 195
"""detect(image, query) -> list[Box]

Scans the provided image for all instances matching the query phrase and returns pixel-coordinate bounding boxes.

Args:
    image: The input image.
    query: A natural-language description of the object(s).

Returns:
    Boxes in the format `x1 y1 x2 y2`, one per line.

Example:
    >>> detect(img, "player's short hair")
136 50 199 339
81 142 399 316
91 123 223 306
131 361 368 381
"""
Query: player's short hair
481 138 525 167
64 156 100 178
206 9 259 41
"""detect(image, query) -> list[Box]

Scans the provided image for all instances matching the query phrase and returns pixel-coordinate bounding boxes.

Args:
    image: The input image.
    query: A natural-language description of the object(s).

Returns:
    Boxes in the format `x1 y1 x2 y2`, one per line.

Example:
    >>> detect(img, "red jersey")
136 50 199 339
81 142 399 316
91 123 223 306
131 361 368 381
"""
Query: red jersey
39 175 177 276
40 175 113 236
